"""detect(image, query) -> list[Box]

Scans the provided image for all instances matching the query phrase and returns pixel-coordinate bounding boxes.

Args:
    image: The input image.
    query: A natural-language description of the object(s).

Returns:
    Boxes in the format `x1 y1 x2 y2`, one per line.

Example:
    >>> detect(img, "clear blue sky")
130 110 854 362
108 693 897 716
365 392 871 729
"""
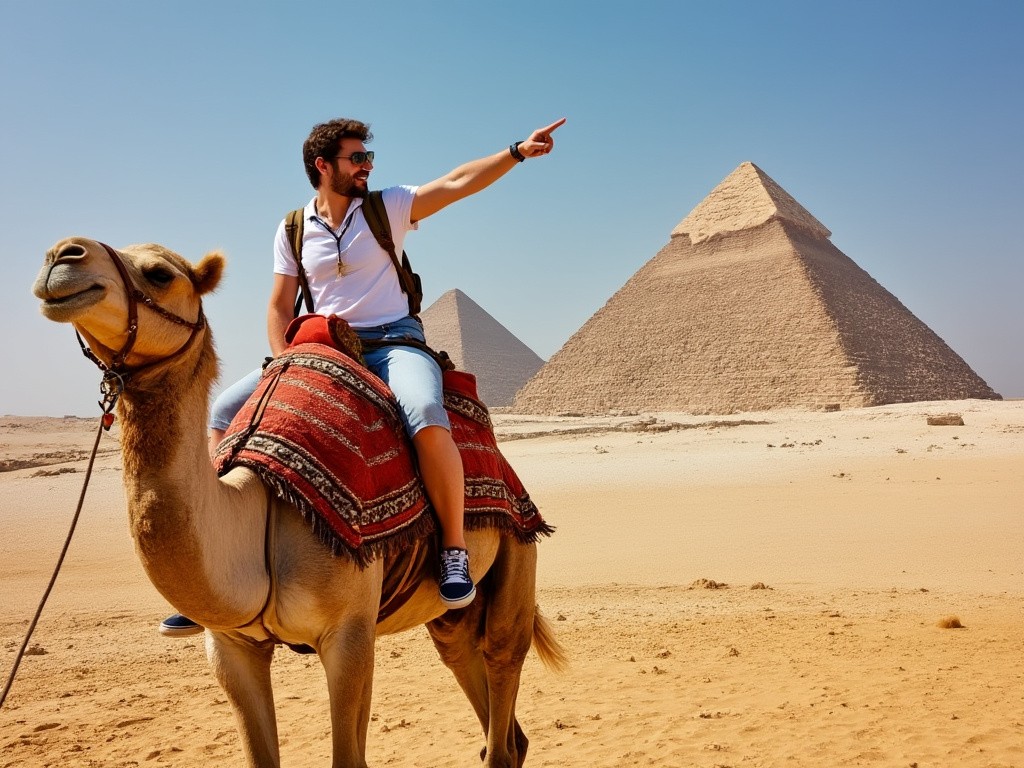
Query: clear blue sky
3 0 1021 416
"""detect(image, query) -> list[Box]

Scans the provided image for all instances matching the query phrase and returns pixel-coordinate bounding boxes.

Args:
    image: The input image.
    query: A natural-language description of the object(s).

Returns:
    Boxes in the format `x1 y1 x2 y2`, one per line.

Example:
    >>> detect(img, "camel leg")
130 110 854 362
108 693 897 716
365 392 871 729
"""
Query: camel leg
426 597 490 735
428 541 538 768
318 619 377 768
206 631 280 768
481 541 537 768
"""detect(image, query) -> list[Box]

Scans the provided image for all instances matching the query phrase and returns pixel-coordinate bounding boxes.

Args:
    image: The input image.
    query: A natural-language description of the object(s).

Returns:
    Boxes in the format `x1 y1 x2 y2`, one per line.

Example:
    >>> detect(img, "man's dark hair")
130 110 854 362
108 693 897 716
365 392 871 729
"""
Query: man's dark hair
303 118 373 188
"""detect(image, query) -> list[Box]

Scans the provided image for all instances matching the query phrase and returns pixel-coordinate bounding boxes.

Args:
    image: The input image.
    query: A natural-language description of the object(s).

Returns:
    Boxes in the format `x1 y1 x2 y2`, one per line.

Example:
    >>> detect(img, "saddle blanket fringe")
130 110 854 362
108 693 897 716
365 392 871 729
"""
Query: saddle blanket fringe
214 315 552 565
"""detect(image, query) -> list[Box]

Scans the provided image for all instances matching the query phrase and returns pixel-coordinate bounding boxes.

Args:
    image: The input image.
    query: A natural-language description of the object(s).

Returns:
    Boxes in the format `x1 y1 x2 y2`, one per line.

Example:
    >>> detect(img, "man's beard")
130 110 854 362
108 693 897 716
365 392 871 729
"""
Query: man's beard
330 170 368 198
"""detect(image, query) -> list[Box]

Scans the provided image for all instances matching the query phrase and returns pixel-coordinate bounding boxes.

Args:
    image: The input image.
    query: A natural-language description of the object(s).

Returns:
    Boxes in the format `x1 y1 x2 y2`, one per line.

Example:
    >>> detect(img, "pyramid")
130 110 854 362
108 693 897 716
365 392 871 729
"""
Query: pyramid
513 162 1000 415
421 289 544 407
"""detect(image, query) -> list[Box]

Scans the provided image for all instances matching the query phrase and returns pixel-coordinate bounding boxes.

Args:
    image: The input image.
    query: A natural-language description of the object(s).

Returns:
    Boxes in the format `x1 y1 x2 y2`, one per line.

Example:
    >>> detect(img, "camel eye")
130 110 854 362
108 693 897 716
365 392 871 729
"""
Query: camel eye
143 267 175 288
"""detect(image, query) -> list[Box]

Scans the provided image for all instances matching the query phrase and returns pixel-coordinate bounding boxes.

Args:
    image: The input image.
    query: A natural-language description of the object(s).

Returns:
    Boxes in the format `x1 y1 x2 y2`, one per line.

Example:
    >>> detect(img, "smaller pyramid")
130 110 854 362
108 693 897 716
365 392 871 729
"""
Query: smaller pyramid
421 289 544 407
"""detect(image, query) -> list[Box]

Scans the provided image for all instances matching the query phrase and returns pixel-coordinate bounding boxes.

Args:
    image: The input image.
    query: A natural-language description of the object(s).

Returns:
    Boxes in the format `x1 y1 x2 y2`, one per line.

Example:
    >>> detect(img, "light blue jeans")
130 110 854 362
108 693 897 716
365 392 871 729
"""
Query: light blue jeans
209 316 449 437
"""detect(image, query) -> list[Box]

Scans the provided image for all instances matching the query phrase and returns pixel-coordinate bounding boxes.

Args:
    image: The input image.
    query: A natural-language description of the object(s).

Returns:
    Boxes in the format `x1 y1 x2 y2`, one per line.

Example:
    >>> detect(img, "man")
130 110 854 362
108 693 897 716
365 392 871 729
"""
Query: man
159 116 565 637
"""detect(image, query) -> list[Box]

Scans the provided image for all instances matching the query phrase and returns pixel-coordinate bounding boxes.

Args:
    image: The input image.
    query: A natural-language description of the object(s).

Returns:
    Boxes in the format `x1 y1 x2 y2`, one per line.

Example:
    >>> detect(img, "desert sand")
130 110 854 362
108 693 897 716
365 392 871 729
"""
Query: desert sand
1 398 1022 767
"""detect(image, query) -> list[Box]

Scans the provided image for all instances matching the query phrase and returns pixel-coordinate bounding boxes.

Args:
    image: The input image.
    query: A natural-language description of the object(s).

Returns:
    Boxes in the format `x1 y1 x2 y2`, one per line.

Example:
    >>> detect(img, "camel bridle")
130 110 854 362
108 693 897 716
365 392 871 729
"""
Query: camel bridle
76 242 207 408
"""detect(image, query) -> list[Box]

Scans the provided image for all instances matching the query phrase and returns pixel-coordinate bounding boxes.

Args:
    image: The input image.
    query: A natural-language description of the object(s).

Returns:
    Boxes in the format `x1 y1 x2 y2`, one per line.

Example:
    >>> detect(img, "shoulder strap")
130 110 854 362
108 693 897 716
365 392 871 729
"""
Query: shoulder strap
362 191 422 316
284 208 314 316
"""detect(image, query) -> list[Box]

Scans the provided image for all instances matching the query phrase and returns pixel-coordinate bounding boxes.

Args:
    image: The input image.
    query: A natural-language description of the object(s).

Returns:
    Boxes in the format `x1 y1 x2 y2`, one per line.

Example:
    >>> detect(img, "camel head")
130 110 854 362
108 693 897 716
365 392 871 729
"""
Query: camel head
33 237 224 374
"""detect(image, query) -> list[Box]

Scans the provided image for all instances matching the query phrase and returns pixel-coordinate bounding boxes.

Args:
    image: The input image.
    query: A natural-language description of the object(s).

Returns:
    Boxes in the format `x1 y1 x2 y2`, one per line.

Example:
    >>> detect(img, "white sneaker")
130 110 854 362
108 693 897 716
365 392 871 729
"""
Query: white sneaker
439 547 476 609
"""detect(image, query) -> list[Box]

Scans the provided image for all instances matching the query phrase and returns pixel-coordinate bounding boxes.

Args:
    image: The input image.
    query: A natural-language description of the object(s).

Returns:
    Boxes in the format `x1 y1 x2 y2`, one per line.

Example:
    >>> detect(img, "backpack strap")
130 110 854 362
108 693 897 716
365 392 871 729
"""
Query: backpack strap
284 208 314 317
362 191 423 317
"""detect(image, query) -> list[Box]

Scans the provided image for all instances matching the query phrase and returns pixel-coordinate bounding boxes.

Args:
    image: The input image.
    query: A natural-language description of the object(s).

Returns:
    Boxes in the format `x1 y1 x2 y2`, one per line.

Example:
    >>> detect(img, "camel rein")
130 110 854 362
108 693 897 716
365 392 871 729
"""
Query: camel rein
1 243 207 711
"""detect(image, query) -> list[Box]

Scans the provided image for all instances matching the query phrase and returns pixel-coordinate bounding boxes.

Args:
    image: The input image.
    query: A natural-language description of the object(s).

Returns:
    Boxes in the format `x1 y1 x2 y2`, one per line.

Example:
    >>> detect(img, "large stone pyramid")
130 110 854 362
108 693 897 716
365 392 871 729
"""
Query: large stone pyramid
421 289 544 407
513 162 1000 415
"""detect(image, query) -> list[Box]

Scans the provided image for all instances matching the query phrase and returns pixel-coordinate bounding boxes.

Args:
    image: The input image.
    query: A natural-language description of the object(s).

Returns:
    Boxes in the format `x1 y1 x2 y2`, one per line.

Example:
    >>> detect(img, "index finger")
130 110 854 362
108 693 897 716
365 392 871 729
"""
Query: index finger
537 117 567 135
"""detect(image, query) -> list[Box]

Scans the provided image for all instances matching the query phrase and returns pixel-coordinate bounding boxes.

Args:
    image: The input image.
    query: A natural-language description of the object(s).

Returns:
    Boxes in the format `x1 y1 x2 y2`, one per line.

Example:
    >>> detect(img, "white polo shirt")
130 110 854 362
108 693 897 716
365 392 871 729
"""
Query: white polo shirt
272 185 419 327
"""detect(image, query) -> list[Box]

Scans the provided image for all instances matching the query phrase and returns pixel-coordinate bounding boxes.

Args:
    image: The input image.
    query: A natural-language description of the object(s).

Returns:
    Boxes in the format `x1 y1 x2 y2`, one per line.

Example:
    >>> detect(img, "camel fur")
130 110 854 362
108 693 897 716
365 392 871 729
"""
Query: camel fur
33 237 566 768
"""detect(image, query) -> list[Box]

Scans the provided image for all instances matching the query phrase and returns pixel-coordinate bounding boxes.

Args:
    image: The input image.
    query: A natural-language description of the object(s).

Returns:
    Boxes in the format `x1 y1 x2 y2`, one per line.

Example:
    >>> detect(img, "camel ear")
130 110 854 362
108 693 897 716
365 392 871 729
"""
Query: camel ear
193 251 225 295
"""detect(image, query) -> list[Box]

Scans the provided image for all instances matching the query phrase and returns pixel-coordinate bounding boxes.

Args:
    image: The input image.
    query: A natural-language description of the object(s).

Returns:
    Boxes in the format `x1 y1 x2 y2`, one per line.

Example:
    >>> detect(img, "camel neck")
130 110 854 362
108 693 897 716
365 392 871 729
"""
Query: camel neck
117 337 270 627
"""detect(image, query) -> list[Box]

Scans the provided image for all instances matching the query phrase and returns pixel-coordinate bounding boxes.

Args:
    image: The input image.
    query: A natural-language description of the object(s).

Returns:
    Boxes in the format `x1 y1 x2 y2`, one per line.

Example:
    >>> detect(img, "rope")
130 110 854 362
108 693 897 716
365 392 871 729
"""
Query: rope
0 410 110 710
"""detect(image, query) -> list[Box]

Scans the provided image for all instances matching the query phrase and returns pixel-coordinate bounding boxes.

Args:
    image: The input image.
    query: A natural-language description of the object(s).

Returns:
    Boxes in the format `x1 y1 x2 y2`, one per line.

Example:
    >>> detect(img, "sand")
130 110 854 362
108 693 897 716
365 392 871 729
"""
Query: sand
1 399 1022 767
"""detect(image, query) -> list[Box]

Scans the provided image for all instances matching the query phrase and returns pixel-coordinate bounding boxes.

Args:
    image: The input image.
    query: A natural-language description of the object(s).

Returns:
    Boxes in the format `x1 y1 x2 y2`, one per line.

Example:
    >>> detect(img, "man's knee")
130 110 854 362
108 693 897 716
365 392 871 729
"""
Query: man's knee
401 399 450 437
209 369 261 430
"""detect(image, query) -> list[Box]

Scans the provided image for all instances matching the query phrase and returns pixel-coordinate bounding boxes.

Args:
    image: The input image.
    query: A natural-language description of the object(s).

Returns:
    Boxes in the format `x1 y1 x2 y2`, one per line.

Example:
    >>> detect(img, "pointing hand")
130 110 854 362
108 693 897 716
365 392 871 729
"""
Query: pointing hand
517 118 567 158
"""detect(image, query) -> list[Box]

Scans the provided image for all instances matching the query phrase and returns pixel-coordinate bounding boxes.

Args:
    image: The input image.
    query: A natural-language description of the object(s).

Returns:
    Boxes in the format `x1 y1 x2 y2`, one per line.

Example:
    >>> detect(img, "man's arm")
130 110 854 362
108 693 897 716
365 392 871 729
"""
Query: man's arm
410 118 565 222
267 273 299 356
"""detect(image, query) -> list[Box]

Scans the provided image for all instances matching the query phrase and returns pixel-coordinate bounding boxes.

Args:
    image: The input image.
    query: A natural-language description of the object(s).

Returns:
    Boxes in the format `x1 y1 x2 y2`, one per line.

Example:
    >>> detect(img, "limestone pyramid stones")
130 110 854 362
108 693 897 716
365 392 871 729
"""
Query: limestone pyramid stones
421 289 544 407
513 162 1000 415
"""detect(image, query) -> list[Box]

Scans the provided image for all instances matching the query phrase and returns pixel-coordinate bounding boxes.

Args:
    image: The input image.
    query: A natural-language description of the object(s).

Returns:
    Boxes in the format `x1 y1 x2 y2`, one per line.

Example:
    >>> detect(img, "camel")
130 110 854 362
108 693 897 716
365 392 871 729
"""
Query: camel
32 237 565 768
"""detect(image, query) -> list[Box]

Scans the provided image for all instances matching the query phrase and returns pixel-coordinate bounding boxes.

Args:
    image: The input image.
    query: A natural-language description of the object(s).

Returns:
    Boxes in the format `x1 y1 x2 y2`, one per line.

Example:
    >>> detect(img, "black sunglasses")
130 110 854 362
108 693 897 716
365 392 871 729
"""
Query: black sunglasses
333 151 374 165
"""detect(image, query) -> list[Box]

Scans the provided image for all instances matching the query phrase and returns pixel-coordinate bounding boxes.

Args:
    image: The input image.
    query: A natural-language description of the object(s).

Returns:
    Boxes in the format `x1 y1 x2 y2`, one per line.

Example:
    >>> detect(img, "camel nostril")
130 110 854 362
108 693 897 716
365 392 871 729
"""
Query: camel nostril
56 243 88 260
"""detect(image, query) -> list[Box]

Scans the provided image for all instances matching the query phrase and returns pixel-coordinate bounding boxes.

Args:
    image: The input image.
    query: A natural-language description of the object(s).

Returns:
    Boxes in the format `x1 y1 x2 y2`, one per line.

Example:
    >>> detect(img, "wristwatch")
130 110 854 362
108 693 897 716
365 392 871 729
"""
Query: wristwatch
509 142 526 162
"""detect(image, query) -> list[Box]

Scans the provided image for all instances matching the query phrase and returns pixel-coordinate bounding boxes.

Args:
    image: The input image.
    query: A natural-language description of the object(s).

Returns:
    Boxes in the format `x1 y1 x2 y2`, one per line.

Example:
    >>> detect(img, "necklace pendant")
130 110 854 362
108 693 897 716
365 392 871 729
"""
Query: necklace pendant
336 261 349 277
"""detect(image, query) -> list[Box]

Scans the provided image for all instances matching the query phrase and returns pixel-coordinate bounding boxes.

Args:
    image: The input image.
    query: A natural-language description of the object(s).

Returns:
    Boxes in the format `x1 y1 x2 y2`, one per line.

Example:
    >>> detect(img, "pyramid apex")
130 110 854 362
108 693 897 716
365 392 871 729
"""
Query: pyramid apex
672 162 831 244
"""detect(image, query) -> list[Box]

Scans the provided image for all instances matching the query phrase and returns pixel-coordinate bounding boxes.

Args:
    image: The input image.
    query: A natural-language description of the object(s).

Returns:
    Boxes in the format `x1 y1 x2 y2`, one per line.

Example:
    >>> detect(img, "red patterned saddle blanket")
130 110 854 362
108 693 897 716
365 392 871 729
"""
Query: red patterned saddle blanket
213 315 551 565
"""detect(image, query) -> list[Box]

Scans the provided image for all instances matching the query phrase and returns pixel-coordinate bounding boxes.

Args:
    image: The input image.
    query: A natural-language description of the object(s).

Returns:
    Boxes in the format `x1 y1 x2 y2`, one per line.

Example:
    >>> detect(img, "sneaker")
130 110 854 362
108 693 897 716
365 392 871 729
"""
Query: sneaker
439 547 476 609
159 613 204 637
